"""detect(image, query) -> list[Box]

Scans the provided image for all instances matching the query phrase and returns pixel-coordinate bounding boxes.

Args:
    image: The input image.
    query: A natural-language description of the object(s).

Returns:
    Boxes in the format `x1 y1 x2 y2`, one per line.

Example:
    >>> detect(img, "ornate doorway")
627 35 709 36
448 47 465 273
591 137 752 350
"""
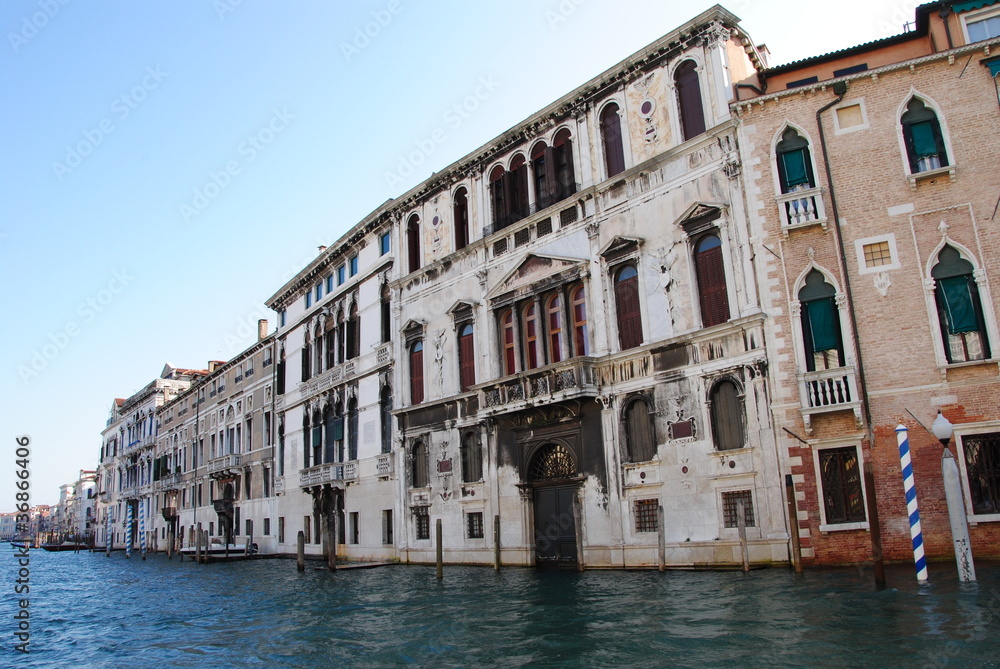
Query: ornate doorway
529 443 579 568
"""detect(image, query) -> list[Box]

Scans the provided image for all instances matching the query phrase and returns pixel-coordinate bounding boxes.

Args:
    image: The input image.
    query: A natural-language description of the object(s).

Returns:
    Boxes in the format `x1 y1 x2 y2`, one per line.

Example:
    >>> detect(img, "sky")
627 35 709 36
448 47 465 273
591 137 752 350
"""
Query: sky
0 0 926 510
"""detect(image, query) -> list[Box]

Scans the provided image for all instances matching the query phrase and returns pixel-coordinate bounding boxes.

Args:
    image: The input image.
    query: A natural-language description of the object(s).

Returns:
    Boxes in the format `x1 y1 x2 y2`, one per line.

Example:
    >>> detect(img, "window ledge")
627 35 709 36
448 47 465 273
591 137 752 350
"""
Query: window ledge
968 512 1000 525
819 521 869 533
907 165 956 190
940 357 999 376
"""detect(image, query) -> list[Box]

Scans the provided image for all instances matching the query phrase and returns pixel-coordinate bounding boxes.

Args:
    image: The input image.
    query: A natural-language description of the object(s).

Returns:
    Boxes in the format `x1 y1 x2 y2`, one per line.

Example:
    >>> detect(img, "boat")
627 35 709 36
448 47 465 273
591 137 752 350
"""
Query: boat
41 540 87 552
180 538 258 560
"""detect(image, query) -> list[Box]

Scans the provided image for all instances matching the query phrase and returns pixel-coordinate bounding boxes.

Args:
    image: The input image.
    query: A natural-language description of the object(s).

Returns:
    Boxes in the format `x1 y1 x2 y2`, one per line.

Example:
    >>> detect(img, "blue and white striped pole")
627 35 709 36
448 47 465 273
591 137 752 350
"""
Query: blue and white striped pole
125 504 133 559
897 424 928 582
139 501 147 560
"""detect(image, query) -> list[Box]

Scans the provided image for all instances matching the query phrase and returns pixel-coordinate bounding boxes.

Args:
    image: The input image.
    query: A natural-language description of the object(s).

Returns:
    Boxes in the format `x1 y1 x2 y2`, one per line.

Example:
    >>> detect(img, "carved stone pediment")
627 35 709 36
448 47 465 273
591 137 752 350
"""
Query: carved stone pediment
487 254 587 302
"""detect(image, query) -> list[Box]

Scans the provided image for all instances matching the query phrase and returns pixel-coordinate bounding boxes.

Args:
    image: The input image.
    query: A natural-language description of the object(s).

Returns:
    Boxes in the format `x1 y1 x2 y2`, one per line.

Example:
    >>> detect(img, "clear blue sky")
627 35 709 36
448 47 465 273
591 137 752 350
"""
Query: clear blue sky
1 0 921 509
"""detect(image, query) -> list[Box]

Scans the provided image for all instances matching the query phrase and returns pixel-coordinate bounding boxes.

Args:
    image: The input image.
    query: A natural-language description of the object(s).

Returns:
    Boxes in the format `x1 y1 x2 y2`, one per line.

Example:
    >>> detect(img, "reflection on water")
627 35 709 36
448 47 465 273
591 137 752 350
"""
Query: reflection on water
4 549 999 668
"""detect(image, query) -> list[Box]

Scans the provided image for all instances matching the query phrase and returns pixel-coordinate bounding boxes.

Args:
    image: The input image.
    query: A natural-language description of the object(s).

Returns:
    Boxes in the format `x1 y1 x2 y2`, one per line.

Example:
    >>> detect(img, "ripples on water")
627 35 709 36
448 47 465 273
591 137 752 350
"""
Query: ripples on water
3 549 998 668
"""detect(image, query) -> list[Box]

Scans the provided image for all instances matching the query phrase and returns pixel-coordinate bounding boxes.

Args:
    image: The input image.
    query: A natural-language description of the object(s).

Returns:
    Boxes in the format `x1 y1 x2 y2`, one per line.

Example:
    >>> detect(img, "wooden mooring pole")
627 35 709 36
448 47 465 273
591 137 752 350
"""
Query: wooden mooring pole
327 524 337 572
436 518 443 580
863 462 887 588
167 527 173 559
195 523 203 564
737 500 750 573
657 504 666 572
573 496 585 573
297 531 305 572
784 474 804 574
493 515 501 572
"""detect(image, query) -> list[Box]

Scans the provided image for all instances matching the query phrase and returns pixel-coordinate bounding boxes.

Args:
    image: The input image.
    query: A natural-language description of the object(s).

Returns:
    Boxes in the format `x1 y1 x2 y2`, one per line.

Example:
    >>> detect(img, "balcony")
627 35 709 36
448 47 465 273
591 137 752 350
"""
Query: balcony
777 186 827 235
208 454 243 479
376 453 393 478
154 473 181 492
479 358 598 416
299 463 344 489
161 506 177 521
799 366 862 434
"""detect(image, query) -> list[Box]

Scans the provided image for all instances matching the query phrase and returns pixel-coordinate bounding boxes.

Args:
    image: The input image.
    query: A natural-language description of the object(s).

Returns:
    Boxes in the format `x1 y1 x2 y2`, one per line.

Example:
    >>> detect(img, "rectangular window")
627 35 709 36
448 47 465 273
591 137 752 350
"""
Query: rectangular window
305 292 312 308
246 519 252 536
967 13 1000 42
350 511 359 544
467 511 484 539
338 265 346 285
349 255 359 276
722 491 755 528
961 432 1000 515
414 507 430 540
326 275 333 293
380 232 391 255
634 499 659 533
263 518 271 536
383 509 393 545
315 283 323 301
278 517 285 543
279 310 287 327
819 446 866 525
863 241 892 268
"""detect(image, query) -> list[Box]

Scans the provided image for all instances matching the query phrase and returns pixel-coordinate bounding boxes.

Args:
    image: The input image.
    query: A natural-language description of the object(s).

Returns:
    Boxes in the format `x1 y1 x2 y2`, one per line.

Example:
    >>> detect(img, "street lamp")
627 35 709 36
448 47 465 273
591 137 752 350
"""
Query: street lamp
932 412 953 446
933 412 976 582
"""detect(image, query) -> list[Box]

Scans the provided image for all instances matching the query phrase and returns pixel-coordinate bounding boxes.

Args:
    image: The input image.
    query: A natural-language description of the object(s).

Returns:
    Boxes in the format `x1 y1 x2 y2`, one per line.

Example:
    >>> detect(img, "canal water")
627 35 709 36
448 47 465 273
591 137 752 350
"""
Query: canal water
3 549 999 668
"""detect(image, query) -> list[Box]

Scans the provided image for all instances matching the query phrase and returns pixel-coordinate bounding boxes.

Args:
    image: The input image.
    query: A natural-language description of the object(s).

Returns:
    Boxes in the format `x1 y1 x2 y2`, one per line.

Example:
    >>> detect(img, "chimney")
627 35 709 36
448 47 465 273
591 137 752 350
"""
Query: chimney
318 245 327 253
208 361 218 373
258 319 268 342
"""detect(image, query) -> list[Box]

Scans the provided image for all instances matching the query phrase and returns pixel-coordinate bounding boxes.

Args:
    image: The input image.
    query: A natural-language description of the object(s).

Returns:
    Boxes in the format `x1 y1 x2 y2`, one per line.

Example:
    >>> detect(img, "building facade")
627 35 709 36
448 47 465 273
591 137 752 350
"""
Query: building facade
734 1 1000 564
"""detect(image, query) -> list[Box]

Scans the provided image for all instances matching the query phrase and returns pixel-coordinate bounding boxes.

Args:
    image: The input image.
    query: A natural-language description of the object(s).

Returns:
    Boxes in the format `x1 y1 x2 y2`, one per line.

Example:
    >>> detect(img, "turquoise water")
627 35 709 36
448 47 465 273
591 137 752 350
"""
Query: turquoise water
3 549 999 668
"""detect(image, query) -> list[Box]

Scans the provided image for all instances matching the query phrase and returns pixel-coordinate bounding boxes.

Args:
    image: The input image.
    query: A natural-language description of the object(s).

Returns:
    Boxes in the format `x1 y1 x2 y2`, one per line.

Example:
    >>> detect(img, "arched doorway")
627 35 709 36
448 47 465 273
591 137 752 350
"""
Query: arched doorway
529 443 579 568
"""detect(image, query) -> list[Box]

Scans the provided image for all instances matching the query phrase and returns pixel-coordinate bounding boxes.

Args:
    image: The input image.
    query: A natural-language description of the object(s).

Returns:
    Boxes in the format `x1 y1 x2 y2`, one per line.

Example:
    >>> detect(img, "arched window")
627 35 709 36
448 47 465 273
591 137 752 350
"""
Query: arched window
614 265 643 350
380 284 391 344
528 443 575 481
553 128 576 200
347 398 358 461
489 165 507 231
323 403 338 465
314 325 324 374
501 309 517 375
411 441 428 488
301 332 311 382
710 380 744 451
776 128 815 193
675 60 706 141
600 103 626 178
311 410 323 467
302 414 311 468
379 386 392 454
276 347 285 395
458 323 476 392
695 234 730 328
523 303 541 369
901 98 949 174
461 432 482 483
624 397 655 463
932 246 990 363
571 285 588 357
334 400 344 462
546 294 564 364
799 270 845 371
346 302 359 360
532 141 552 209
409 341 424 405
509 154 529 222
407 214 421 273
325 316 336 369
335 309 346 364
454 187 469 251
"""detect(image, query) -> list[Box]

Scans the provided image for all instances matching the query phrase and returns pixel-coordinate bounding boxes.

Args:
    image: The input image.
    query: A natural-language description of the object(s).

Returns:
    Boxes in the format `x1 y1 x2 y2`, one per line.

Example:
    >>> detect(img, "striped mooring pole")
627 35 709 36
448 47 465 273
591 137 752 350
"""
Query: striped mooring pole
139 502 147 559
897 424 928 582
125 504 133 559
